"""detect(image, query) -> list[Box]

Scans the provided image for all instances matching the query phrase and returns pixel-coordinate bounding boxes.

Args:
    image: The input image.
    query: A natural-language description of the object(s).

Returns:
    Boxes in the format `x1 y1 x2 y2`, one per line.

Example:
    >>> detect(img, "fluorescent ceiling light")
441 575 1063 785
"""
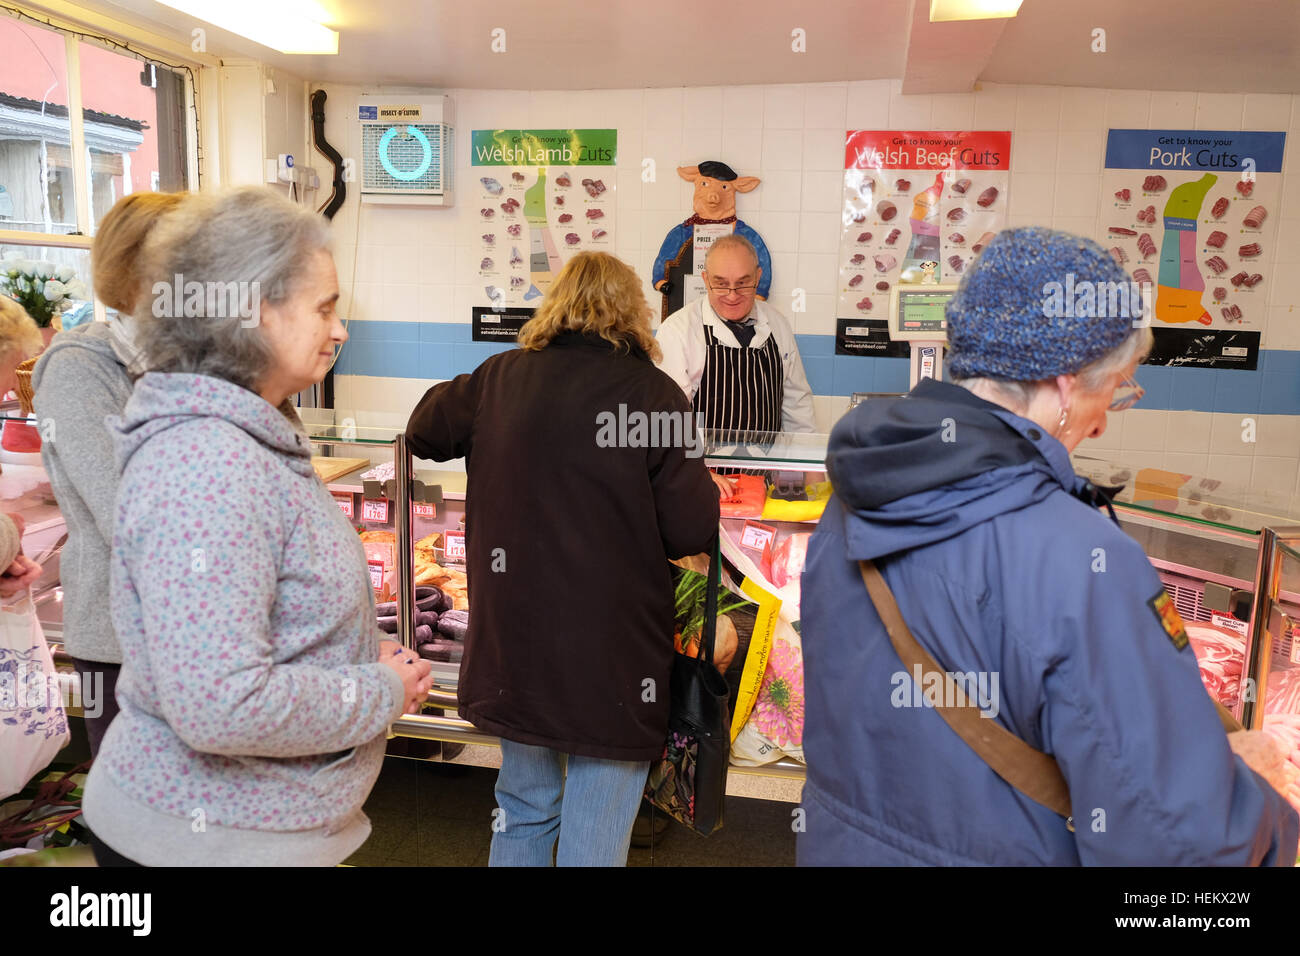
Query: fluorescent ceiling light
156 0 339 54
930 0 1024 21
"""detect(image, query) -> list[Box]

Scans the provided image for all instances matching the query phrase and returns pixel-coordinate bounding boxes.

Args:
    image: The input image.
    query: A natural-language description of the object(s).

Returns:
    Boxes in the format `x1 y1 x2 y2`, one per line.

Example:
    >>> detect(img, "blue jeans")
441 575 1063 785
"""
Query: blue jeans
489 739 650 867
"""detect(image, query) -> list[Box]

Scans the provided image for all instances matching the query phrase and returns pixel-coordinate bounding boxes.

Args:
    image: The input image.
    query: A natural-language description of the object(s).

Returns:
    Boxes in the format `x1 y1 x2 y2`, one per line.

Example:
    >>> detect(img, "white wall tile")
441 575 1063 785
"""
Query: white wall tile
1051 215 1099 236
1243 93 1293 130
761 130 804 170
846 79 891 128
796 253 838 297
1052 174 1100 218
1148 91 1196 128
758 169 802 211
804 84 848 129
765 86 806 129
682 127 723 161
1010 131 1058 172
1164 452 1210 477
1165 411 1212 453
1105 89 1150 129
1015 86 1062 130
1274 219 1300 264
929 93 975 130
747 210 799 253
722 86 765 128
417 283 453 323
1059 88 1107 131
683 87 724 129
722 128 764 173
888 80 931 129
1253 414 1300 457
803 128 846 171
801 170 844 214
417 244 456 285
644 88 684 129
798 211 841 254
1120 409 1167 452
1009 172 1056 218
1206 454 1254 488
1264 307 1300 349
1209 412 1255 455
794 293 834 334
1195 93 1245 131
973 83 1018 129
1056 131 1104 174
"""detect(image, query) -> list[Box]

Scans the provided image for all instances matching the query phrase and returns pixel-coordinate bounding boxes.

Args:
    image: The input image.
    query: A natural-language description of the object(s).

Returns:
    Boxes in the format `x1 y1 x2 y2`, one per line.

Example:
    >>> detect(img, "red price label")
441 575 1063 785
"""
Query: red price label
444 530 466 562
334 495 354 519
367 560 385 591
413 502 436 519
740 520 777 553
362 498 389 522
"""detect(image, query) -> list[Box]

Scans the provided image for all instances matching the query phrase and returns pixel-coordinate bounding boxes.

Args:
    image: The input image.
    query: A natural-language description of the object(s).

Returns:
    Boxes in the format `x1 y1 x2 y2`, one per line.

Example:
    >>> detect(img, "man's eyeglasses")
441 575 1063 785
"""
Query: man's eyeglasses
1109 374 1145 412
707 283 758 296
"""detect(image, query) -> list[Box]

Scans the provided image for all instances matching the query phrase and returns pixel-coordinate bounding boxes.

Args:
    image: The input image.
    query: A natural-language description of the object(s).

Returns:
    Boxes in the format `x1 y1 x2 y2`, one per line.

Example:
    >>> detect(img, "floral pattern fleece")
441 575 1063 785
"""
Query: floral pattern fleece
88 372 405 835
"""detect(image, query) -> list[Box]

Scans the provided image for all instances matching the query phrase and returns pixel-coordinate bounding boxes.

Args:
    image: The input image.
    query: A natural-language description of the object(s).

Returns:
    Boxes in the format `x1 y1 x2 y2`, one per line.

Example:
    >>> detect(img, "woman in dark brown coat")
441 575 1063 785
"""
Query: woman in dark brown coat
406 251 719 866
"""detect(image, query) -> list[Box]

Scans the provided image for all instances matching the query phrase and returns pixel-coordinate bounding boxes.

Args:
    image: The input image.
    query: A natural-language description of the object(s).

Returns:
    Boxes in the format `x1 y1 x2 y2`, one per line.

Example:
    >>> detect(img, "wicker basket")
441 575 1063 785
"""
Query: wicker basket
15 355 38 417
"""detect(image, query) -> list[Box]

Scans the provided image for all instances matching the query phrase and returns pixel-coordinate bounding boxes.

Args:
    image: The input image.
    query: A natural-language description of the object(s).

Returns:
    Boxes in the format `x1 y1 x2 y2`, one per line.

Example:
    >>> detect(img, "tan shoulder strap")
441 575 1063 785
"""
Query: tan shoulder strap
858 559 1073 821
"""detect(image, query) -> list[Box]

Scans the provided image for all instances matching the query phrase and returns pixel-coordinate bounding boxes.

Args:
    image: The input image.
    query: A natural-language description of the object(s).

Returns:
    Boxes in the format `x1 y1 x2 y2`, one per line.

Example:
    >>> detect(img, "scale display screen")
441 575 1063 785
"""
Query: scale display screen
888 284 958 342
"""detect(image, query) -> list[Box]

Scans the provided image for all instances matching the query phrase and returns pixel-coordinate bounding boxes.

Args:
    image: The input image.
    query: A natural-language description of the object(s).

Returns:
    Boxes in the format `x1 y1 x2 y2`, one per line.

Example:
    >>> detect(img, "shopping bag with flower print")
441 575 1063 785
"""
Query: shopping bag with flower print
645 537 731 836
0 591 70 799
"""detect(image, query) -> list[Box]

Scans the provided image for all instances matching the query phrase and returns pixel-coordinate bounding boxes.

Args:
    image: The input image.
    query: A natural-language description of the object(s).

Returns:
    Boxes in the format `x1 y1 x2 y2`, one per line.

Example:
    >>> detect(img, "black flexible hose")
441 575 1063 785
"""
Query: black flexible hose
311 88 346 220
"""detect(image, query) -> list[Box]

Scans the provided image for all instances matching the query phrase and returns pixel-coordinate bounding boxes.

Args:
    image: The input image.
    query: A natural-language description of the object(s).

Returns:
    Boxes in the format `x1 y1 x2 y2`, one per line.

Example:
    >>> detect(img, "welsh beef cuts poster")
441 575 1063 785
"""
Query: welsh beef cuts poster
1100 129 1287 369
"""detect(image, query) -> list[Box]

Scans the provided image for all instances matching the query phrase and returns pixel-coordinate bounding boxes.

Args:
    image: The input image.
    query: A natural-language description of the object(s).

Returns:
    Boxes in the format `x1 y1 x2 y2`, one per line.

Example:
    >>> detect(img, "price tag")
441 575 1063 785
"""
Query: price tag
739 520 777 553
367 560 385 592
362 498 389 522
334 494 354 519
444 529 466 563
1210 612 1248 638
413 502 436 519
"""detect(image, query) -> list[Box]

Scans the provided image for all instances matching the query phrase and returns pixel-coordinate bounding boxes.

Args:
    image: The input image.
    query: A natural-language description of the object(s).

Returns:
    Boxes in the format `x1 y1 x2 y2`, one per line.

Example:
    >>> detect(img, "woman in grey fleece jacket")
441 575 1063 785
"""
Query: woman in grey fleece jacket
81 186 434 867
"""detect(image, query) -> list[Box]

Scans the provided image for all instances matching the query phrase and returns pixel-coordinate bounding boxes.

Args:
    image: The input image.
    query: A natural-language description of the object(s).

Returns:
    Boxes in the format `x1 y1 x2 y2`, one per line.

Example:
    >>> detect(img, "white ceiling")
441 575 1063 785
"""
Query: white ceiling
64 0 1300 94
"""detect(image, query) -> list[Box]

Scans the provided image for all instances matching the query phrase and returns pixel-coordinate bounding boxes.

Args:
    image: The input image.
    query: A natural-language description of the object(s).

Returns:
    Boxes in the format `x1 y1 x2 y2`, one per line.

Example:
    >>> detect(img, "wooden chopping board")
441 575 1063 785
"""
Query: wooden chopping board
311 456 371 484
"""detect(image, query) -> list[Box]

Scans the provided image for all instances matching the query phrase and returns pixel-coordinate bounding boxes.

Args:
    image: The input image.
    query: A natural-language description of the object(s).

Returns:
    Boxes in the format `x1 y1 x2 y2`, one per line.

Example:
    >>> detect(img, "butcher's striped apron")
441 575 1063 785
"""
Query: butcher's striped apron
693 322 783 469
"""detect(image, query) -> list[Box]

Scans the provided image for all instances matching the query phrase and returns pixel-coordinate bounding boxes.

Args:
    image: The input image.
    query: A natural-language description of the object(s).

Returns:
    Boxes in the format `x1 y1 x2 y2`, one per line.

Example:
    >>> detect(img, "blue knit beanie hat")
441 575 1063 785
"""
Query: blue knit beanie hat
946 227 1137 381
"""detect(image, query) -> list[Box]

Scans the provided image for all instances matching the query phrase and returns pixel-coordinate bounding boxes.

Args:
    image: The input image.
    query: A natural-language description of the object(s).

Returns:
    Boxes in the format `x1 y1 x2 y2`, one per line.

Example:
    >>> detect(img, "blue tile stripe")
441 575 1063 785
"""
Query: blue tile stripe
335 322 1300 415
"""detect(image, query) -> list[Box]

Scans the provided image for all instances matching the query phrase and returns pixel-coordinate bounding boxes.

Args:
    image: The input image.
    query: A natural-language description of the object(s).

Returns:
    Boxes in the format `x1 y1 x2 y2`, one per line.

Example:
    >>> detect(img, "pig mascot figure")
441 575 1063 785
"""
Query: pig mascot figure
652 161 772 320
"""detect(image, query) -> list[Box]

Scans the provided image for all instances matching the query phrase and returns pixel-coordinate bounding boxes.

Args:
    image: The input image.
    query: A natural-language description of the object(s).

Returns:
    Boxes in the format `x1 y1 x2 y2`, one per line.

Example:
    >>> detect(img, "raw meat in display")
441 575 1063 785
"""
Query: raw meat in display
1243 205 1267 228
1188 623 1245 709
848 274 863 287
1238 242 1262 258
507 223 522 237
1114 188 1131 201
1211 196 1230 219
952 178 971 194
1266 667 1300 716
555 173 571 187
586 208 604 220
947 207 967 222
479 257 494 270
555 195 564 206
857 231 872 242
500 198 520 213
512 171 525 183
875 281 890 291
1142 175 1167 191
1221 304 1242 323
950 233 965 244
885 228 901 245
581 178 606 198
557 213 573 223
877 201 897 221
1108 247 1128 265
1236 179 1254 197
509 247 523 266
1132 268 1153 286
771 533 811 589
1230 271 1250 287
873 254 896 273
1137 233 1157 258
947 255 964 272
591 228 607 240
856 297 872 311
1205 231 1227 249
971 231 996 253
976 186 999 207
1245 273 1263 287
564 233 581 245
895 178 911 191
1108 226 1137 236
480 208 495 218
1260 714 1300 815
1136 205 1157 224
850 254 865 265
480 177 503 194
481 234 495 244
1204 255 1228 274
1213 286 1227 300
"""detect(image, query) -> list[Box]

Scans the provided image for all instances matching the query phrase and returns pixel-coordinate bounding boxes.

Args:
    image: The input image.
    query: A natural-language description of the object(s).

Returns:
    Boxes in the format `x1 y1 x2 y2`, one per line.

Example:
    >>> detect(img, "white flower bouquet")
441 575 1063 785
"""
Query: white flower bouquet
0 252 89 328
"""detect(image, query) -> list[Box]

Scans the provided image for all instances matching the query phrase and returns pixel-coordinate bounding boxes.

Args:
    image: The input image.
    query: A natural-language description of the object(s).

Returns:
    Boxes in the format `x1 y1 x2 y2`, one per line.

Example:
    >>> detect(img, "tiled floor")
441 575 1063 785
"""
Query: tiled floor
344 749 798 867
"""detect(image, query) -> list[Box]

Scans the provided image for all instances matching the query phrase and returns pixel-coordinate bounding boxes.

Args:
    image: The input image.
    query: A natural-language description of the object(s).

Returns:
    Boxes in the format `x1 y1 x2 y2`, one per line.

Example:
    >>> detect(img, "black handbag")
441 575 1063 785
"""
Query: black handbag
644 537 731 835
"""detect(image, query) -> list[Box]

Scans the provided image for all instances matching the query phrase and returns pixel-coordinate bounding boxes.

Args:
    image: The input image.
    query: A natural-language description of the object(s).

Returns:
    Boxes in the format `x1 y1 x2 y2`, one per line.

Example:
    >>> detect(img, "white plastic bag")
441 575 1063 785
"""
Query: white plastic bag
0 591 69 799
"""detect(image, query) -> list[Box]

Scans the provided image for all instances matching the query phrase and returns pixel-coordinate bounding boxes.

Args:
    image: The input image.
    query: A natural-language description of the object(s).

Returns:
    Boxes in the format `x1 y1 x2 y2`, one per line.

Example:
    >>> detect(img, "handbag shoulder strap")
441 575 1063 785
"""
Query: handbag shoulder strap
858 559 1073 821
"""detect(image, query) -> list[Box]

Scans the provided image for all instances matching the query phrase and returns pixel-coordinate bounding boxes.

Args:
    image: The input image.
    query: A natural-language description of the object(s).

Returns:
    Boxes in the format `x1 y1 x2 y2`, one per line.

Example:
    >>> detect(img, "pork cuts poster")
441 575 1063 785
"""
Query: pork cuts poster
1100 129 1287 369
836 131 1011 348
471 129 617 310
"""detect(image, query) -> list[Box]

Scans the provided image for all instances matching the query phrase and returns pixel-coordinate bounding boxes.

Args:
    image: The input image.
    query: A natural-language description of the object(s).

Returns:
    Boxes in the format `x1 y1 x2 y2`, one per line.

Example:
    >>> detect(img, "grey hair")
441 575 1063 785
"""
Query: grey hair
952 324 1153 414
703 233 759 273
134 185 333 391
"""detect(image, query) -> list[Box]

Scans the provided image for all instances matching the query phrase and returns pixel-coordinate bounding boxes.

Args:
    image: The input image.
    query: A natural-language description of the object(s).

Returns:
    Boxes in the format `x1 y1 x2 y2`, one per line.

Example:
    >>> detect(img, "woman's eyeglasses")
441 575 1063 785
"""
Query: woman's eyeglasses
1109 374 1145 412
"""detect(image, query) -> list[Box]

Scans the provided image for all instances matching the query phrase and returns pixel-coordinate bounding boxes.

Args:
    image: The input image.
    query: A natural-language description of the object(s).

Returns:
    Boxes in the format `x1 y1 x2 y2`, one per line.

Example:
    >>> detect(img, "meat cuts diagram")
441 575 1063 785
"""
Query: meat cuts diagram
1101 129 1287 368
471 129 617 309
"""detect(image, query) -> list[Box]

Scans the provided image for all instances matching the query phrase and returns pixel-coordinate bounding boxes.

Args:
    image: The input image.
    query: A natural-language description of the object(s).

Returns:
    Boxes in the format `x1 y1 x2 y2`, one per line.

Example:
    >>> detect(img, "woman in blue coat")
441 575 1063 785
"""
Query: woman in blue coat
798 227 1299 866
